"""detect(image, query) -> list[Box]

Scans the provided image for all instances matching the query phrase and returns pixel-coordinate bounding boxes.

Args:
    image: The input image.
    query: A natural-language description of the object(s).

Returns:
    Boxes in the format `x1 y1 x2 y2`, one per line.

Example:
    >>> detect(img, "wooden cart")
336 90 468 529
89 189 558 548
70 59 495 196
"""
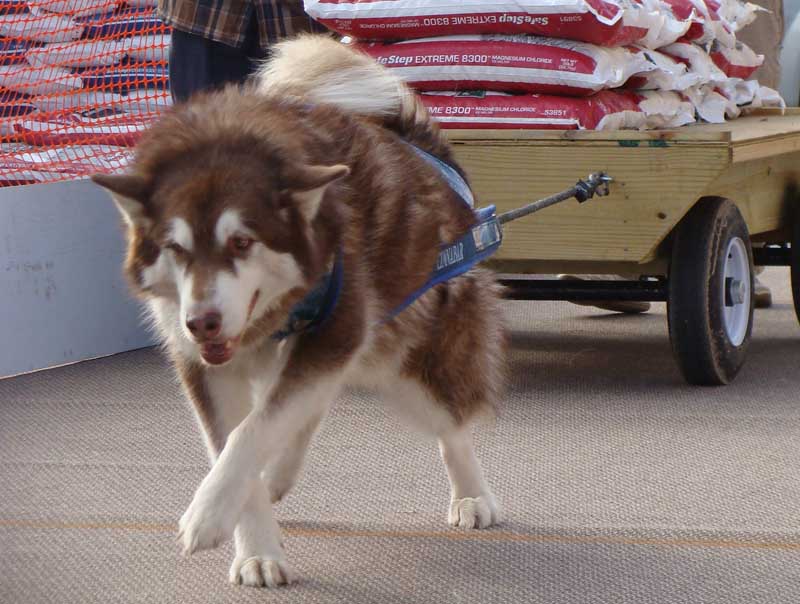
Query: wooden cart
447 109 800 386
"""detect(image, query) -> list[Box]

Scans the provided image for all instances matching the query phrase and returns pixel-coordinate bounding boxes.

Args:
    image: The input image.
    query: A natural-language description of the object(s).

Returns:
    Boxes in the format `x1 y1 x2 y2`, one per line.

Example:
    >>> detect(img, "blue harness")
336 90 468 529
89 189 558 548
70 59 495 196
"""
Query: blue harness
272 146 503 340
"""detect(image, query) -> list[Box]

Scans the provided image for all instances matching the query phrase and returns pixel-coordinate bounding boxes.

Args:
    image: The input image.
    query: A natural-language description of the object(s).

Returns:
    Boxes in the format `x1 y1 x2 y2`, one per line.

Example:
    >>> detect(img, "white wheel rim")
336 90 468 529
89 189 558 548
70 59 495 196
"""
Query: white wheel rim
721 237 751 346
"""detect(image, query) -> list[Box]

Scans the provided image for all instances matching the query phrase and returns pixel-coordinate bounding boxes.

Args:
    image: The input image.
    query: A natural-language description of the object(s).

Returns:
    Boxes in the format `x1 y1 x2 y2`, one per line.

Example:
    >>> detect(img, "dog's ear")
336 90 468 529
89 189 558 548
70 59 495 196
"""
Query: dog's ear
290 164 350 221
91 173 152 227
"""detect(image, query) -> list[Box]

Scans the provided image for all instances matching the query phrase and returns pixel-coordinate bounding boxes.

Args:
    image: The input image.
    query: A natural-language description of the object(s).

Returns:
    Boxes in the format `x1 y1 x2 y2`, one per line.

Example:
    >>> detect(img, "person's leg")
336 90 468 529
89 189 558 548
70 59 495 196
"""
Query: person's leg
754 265 773 308
168 16 266 103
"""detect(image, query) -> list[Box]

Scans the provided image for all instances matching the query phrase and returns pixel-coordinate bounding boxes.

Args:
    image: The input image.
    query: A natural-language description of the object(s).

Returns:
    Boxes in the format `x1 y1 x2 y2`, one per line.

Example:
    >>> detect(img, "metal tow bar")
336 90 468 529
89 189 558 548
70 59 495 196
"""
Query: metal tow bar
496 172 613 226
492 171 670 304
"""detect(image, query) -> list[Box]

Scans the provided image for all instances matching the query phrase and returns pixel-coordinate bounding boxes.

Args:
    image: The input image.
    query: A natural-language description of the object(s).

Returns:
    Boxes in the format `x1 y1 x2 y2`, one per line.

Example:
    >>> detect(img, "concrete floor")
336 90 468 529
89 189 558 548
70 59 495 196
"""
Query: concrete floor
1 268 799 604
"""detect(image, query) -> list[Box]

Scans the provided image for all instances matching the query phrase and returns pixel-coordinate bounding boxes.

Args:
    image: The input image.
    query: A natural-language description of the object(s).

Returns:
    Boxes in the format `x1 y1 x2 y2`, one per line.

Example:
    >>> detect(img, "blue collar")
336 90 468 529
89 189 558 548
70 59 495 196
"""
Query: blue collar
271 249 344 341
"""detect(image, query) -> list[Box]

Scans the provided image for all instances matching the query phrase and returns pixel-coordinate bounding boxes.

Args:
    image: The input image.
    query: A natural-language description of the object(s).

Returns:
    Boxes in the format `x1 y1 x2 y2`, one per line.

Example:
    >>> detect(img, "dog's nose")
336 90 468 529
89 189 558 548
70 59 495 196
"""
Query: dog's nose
186 311 222 341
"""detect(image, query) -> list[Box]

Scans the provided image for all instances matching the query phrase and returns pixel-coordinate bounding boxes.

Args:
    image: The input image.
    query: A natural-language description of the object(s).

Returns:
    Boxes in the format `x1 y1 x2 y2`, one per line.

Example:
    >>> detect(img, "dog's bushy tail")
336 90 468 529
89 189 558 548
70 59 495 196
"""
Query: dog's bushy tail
255 35 449 156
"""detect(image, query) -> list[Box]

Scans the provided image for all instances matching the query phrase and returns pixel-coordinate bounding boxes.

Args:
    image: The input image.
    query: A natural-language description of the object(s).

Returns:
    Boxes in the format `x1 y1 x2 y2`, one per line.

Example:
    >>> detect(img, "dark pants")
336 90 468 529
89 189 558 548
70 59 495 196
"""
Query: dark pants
168 16 267 103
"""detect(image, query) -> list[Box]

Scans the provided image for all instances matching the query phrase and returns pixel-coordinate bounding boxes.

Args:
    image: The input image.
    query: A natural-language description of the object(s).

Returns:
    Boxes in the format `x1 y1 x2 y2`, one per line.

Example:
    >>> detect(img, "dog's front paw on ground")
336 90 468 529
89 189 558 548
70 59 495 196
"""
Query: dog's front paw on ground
178 499 237 555
229 556 296 588
448 494 502 529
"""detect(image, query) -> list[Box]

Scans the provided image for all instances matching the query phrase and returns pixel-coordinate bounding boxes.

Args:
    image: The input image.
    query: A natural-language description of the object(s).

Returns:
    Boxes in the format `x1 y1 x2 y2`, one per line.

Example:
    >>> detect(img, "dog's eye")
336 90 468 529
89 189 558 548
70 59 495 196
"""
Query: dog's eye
165 241 187 256
228 236 254 254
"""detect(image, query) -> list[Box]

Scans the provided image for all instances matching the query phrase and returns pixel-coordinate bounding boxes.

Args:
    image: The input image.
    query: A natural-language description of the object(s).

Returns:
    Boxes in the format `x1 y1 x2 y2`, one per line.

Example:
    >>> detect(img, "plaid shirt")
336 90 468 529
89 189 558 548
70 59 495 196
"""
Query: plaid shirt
158 0 326 48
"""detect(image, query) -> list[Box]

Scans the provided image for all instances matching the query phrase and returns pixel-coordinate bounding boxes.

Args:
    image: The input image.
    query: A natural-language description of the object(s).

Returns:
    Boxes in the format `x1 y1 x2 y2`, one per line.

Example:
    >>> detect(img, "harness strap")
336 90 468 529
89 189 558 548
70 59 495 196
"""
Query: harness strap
385 205 502 320
273 144 503 338
384 146 503 320
406 145 475 207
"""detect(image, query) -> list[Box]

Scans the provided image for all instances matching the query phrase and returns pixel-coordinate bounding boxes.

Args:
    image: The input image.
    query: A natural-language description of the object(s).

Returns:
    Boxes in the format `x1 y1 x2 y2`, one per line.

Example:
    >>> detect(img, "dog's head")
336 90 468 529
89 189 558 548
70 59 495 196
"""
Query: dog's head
93 92 349 366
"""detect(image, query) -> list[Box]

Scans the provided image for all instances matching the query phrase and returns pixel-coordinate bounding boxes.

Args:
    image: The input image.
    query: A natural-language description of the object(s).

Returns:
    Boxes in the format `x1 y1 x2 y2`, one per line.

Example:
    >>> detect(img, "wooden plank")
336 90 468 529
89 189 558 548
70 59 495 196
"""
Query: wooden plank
446 128 731 144
724 112 800 161
450 138 728 150
732 136 800 163
702 151 800 235
731 115 800 142
446 111 800 151
452 143 730 264
488 258 669 276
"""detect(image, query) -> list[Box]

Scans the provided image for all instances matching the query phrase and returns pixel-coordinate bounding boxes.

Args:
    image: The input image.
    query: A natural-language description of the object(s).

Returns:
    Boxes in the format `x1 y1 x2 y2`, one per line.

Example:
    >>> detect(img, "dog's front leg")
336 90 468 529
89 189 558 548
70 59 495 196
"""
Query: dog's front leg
228 479 293 587
178 374 342 557
176 359 292 585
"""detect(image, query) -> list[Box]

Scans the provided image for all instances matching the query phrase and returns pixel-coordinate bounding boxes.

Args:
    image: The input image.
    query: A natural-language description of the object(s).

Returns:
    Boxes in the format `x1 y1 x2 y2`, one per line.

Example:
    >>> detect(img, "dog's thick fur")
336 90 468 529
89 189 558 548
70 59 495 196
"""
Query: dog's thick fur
93 36 506 588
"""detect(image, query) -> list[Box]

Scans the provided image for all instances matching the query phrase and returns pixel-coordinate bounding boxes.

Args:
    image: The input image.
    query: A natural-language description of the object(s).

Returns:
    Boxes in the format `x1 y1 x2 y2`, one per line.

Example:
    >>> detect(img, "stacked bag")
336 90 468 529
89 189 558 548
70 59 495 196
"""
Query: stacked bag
305 0 784 130
0 0 170 185
0 0 786 185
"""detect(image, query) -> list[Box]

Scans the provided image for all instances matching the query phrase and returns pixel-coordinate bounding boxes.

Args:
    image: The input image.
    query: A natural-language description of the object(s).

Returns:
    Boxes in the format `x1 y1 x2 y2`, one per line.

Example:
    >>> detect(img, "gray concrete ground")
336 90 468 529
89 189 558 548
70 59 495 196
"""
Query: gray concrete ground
1 268 799 604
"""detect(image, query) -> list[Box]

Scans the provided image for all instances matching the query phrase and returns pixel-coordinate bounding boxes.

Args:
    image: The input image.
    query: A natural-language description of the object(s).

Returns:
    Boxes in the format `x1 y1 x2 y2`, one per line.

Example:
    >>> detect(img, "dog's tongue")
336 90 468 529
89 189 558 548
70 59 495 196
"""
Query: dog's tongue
201 341 234 365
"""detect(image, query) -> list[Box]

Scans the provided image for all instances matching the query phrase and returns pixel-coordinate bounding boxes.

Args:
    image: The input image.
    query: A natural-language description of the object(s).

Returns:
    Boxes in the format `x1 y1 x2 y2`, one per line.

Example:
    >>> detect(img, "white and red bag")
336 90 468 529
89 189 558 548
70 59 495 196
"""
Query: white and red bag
0 65 82 95
26 40 128 68
638 90 696 127
661 41 727 85
748 85 785 111
637 0 692 48
120 88 172 114
27 0 119 17
420 89 694 130
30 90 123 114
718 0 763 32
0 166 76 185
657 0 701 33
306 0 660 47
627 46 703 90
360 35 653 95
123 34 170 63
708 41 763 79
715 78 785 115
690 0 736 46
0 13 83 42
682 85 728 122
13 112 153 146
660 0 713 44
0 144 132 185
0 95 37 136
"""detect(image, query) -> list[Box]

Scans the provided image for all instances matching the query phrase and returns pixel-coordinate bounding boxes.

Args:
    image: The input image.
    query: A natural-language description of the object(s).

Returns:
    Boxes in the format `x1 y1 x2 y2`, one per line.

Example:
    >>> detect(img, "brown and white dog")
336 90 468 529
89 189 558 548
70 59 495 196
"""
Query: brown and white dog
93 36 506 588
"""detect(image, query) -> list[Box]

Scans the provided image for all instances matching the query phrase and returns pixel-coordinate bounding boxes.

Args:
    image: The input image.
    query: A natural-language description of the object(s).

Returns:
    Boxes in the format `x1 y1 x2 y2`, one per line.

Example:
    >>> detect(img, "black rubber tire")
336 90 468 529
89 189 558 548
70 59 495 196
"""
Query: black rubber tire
667 198 755 385
792 204 800 326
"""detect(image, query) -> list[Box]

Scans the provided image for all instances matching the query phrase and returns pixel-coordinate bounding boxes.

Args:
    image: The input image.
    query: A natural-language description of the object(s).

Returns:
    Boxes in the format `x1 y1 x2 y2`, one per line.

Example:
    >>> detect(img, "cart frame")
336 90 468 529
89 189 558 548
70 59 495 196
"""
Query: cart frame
447 109 800 385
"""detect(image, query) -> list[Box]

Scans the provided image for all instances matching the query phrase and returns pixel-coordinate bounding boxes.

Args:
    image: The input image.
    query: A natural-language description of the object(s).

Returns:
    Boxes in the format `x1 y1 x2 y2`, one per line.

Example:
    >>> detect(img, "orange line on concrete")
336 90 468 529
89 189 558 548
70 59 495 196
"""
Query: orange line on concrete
1 519 799 552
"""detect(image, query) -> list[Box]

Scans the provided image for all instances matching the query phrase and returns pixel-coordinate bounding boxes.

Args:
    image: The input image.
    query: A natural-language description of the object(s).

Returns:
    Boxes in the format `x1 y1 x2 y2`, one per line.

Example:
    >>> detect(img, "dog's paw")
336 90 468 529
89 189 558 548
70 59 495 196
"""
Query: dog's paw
178 497 237 555
448 494 502 529
229 556 296 588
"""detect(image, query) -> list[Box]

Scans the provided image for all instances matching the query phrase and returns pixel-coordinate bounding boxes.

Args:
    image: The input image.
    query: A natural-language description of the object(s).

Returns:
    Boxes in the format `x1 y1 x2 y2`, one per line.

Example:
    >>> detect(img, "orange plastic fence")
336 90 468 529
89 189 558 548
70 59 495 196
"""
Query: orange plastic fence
0 0 170 186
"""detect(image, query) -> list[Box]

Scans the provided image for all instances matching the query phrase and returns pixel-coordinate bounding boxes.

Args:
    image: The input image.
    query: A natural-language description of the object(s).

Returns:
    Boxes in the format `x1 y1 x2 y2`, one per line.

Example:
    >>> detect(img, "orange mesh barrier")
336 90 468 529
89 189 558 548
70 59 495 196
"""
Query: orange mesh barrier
0 0 170 186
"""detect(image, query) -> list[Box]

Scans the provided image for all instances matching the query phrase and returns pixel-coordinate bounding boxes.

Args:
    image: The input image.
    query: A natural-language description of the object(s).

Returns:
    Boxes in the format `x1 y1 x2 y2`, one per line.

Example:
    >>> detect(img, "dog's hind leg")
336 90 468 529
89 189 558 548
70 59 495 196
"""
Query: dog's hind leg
380 377 502 529
381 270 506 528
438 426 501 529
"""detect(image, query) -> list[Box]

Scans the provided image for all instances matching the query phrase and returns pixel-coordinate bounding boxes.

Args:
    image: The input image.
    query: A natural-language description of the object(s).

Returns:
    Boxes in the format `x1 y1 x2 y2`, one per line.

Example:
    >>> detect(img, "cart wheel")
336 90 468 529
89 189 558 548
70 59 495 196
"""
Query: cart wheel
792 204 800 325
668 198 754 385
